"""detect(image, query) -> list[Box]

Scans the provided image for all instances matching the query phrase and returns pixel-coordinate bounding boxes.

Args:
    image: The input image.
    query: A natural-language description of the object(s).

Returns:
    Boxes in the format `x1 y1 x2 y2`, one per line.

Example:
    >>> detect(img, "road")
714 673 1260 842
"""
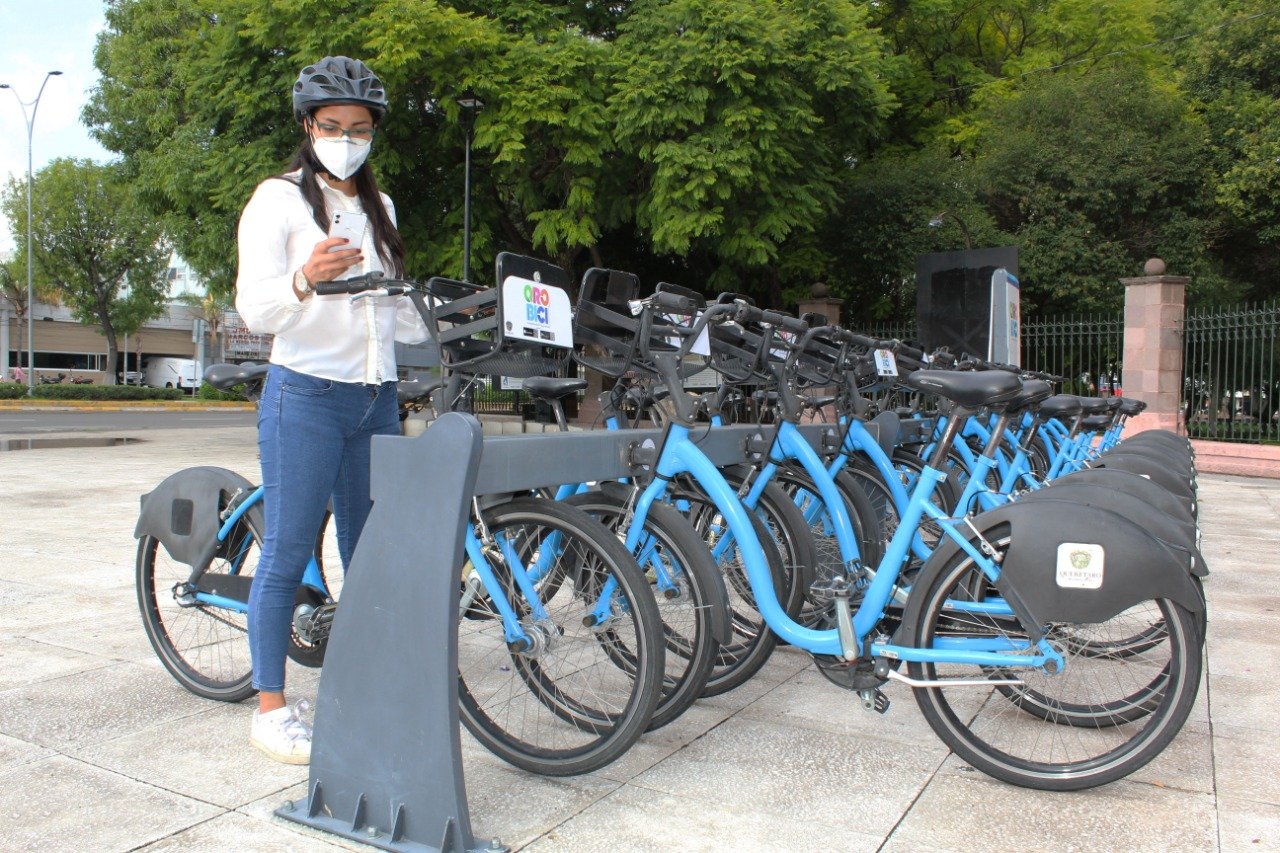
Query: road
0 410 257 434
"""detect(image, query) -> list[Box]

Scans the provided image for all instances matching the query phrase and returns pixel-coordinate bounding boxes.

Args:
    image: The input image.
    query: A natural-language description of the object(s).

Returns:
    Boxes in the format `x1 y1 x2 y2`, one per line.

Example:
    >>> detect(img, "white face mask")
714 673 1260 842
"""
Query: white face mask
311 136 372 181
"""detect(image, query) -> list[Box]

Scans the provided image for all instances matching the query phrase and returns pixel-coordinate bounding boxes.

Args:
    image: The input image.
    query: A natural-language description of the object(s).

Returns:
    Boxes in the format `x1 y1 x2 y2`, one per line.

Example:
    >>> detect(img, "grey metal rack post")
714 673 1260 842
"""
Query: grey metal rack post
276 414 863 851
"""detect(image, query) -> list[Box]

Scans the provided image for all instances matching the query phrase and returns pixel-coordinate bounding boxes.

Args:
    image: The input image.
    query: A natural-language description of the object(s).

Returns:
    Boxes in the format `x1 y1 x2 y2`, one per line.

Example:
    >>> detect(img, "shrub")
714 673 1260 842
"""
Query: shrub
0 381 26 400
196 381 247 401
31 384 183 401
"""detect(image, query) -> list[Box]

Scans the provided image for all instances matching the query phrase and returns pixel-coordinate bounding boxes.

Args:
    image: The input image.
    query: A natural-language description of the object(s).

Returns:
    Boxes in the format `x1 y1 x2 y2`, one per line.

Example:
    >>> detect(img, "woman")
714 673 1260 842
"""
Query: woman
235 56 427 764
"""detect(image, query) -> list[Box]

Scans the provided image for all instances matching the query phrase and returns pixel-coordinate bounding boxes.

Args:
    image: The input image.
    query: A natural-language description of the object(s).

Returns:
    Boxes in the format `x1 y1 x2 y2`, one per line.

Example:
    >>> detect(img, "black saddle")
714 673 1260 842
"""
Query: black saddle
522 376 588 401
203 362 270 392
1004 379 1053 414
1037 394 1084 420
903 369 1022 409
397 376 445 405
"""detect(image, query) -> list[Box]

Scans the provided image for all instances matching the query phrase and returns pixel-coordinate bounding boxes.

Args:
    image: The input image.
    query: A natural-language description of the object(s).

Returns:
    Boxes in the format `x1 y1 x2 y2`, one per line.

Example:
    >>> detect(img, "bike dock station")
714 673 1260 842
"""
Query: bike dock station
275 413 860 852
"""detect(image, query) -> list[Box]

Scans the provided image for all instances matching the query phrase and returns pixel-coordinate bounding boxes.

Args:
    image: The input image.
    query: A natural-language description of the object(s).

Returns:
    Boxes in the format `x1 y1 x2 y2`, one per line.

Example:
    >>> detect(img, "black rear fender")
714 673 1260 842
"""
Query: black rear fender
135 466 261 576
902 500 1205 645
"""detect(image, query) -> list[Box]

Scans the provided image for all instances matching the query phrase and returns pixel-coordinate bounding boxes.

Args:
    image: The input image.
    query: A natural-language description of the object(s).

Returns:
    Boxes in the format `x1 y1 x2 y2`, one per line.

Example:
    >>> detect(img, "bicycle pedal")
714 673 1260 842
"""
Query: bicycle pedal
858 688 890 715
808 576 851 603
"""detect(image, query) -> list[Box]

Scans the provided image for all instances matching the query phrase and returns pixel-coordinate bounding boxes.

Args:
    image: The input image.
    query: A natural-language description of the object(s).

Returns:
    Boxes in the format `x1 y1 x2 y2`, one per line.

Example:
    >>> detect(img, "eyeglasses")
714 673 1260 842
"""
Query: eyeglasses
311 121 376 143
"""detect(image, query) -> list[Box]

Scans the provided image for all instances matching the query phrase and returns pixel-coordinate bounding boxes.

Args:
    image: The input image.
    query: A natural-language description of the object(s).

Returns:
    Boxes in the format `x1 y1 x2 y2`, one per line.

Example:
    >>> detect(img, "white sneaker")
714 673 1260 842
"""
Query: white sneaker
250 699 312 765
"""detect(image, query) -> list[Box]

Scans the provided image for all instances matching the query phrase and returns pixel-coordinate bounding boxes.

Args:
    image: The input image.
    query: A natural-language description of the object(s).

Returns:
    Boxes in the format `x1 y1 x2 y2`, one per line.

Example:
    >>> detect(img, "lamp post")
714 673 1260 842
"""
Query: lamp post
1 70 62 393
457 90 484 283
928 209 973 253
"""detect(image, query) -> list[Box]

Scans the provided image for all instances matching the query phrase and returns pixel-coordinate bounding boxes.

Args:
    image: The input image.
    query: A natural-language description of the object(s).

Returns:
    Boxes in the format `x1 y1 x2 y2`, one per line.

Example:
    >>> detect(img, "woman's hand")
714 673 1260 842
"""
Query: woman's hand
299 237 364 295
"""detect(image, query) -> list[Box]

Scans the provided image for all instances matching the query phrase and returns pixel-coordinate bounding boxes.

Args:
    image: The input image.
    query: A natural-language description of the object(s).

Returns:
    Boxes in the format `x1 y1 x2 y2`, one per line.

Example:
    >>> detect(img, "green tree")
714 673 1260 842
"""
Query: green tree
973 65 1223 313
174 289 233 363
0 159 170 384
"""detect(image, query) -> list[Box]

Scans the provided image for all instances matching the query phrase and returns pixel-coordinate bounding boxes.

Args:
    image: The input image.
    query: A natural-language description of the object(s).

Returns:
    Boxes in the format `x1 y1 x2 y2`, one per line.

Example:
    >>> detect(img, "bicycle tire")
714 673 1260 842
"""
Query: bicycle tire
136 511 260 702
456 498 664 776
564 491 724 729
668 480 794 696
905 528 1202 790
771 466 884 629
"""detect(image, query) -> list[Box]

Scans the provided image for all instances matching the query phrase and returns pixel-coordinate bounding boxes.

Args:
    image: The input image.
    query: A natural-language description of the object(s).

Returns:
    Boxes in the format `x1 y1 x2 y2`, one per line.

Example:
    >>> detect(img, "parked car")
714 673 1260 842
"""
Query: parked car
118 370 143 384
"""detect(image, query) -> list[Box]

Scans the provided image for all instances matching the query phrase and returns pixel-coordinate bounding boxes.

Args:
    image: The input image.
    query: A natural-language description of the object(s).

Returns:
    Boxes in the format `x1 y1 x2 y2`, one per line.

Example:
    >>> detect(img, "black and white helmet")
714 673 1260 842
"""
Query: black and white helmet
292 56 387 122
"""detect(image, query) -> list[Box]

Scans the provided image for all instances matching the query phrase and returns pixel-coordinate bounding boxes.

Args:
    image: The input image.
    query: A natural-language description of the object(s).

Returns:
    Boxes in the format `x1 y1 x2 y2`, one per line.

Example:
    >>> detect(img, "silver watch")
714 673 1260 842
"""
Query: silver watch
294 268 314 295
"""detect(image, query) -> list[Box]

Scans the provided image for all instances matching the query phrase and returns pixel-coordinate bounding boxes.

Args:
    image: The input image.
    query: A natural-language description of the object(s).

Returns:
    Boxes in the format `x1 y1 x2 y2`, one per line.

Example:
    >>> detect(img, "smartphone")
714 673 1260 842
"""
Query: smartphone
328 210 368 251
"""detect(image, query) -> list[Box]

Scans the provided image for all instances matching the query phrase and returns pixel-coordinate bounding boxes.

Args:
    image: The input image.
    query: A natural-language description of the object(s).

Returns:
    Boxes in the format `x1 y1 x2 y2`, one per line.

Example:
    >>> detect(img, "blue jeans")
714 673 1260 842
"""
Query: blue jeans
249 364 398 692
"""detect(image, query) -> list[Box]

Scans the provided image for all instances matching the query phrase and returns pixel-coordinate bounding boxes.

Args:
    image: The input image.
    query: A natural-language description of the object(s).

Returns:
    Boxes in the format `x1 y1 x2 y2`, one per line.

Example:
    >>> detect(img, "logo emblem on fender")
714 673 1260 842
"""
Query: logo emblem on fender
1056 542 1104 590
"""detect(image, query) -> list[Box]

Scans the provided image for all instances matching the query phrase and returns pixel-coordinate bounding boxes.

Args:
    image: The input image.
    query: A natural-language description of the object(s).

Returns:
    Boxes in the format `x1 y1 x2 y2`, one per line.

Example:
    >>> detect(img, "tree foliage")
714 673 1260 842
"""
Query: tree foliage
0 158 170 383
82 0 1280 318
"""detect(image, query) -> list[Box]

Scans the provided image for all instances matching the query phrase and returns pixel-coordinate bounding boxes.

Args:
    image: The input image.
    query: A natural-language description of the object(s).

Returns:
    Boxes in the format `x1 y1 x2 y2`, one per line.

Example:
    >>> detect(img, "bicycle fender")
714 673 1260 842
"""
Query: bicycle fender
597 481 732 645
1012 484 1207 577
905 500 1204 643
135 466 259 575
1055 467 1195 525
870 410 901 458
1089 453 1194 497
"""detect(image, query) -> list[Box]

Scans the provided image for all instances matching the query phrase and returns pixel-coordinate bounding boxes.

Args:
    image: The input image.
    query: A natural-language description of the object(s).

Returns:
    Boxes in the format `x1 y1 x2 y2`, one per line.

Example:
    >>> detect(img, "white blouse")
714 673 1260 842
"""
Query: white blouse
235 171 429 384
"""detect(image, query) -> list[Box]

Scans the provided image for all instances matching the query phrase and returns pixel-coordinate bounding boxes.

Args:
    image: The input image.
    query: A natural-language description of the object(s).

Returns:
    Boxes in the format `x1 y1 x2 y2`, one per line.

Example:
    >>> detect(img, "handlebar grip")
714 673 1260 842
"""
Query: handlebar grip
653 291 697 313
314 280 362 295
761 310 809 334
734 302 764 324
895 342 925 361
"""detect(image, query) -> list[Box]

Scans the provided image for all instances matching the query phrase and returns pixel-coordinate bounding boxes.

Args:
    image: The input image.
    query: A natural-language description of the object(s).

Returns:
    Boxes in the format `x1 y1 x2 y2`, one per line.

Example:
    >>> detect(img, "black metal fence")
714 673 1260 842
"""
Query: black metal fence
1182 300 1280 444
1021 313 1124 396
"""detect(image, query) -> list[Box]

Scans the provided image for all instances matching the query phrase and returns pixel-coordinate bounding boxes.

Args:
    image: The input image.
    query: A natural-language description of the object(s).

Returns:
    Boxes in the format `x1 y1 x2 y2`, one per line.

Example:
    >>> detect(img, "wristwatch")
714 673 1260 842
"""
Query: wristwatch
294 268 314 297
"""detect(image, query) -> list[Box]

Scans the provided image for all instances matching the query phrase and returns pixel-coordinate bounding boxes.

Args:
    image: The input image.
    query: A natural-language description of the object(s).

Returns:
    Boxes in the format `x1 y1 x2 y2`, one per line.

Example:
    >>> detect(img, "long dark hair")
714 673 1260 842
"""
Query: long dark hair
274 125 406 277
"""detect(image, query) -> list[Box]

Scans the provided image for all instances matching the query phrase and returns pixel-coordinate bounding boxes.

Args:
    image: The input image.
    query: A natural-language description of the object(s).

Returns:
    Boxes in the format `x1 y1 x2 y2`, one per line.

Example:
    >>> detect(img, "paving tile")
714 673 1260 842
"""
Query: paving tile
73 701 308 810
133 810 352 852
629 716 944 840
463 755 620 849
1128 720 1214 794
1218 796 1280 852
1208 674 1280 734
891 759 1217 853
735 664 971 749
0 636 114 690
1213 724 1280 807
0 754 220 852
522 783 882 852
0 731 53 773
1205 635 1280 681
0 659 213 750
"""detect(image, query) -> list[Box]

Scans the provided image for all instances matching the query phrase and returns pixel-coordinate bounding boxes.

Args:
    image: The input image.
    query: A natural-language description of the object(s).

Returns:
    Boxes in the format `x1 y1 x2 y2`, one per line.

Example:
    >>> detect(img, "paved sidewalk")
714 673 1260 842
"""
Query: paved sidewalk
1 425 1277 852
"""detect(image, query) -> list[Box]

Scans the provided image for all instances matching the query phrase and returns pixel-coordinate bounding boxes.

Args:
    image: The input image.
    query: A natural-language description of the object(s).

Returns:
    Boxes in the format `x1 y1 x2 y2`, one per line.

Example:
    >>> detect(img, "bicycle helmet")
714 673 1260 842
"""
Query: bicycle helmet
292 56 387 122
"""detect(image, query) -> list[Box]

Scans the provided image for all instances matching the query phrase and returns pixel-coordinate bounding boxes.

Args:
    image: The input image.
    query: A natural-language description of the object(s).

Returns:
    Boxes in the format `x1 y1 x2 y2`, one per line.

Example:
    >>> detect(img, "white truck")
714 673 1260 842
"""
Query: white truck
143 357 200 390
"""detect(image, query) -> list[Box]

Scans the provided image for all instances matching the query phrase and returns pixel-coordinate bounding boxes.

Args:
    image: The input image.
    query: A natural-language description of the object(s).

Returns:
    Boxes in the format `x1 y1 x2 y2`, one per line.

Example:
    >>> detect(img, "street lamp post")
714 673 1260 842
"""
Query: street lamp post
928 209 973 253
457 90 484 283
1 70 62 393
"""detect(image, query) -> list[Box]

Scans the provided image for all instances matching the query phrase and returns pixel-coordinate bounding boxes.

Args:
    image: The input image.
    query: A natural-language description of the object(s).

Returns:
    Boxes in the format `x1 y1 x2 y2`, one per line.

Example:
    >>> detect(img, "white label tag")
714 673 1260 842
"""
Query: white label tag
501 276 574 349
1056 542 1105 589
874 349 898 377
663 312 711 356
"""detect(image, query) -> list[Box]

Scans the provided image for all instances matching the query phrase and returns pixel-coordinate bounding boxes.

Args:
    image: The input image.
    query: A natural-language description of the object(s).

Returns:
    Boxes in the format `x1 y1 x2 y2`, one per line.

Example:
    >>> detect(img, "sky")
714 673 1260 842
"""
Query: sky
0 0 113 251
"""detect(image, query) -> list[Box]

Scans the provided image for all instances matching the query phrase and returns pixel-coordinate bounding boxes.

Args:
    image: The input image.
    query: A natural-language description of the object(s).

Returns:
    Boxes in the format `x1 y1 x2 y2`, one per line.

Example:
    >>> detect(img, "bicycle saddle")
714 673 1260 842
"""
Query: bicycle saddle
397 375 444 405
902 369 1022 409
1075 396 1113 416
1117 397 1147 417
203 362 270 391
522 376 588 401
1037 394 1084 420
1002 379 1054 414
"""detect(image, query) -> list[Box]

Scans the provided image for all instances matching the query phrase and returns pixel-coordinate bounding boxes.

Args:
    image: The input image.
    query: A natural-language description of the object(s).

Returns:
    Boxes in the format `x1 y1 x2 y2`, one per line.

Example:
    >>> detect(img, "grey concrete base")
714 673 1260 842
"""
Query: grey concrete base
1 425 1277 851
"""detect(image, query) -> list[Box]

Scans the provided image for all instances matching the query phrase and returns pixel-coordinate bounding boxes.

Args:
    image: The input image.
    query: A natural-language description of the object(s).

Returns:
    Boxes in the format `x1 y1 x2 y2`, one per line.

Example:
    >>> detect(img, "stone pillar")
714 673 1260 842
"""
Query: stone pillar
797 282 843 326
1120 258 1188 434
574 368 608 426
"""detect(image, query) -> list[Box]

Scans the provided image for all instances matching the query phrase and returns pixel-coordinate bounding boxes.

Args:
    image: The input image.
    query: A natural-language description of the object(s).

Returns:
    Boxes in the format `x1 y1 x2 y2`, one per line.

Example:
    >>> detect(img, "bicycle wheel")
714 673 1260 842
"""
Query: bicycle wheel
906 529 1202 790
772 466 884 629
136 510 259 702
564 491 723 729
669 481 794 697
457 498 664 776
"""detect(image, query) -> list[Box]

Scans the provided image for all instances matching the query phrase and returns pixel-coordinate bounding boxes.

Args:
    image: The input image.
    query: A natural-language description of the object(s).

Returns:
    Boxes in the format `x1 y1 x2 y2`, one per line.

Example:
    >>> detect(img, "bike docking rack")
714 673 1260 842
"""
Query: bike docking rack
275 413 872 852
